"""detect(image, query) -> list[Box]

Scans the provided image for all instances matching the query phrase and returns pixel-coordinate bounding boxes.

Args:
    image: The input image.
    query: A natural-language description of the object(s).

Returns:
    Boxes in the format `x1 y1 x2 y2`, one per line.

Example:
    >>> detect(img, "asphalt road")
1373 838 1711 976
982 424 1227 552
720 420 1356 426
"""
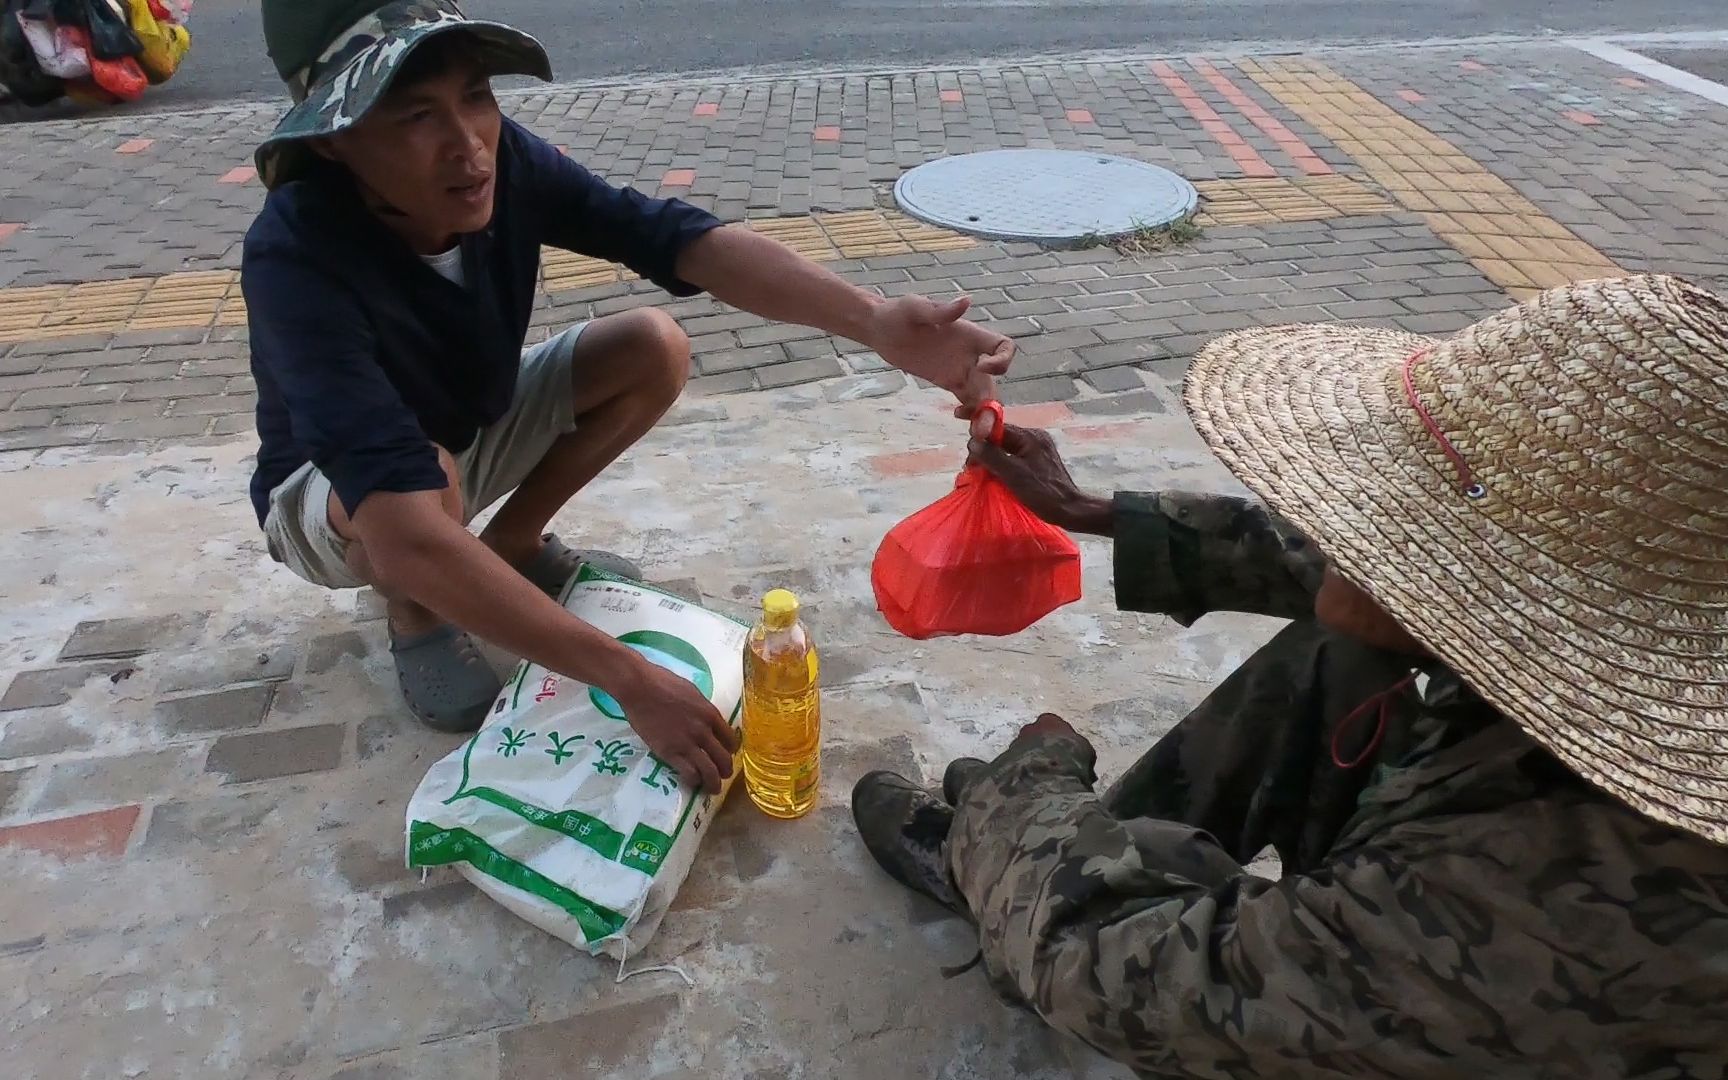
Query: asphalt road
6 0 1728 120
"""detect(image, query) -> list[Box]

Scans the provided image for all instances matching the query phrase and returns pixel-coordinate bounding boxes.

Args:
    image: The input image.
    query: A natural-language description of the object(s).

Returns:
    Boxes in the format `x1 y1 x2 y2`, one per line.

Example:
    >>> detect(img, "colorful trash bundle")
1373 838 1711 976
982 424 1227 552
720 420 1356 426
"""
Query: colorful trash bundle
0 0 191 108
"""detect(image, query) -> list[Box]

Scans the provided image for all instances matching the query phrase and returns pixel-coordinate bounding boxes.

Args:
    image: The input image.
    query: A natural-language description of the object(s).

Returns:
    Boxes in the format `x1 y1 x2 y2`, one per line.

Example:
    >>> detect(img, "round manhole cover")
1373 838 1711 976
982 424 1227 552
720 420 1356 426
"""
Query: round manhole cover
894 149 1198 246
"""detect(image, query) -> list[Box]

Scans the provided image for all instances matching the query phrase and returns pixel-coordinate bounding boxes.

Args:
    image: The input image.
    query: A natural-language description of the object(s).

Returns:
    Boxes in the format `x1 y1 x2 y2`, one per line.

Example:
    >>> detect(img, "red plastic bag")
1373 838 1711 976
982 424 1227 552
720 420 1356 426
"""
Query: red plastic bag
873 402 1082 639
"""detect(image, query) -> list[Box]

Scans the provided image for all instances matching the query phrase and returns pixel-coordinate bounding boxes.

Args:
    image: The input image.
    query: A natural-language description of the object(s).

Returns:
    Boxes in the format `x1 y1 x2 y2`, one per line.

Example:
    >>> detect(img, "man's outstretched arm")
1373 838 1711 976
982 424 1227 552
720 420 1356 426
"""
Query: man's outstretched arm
675 224 1014 411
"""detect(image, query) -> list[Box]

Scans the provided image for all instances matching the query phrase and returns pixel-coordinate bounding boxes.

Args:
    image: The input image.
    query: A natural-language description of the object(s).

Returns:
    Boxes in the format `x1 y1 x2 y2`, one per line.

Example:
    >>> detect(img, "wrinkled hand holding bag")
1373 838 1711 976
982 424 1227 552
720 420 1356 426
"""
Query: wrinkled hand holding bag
873 402 1082 638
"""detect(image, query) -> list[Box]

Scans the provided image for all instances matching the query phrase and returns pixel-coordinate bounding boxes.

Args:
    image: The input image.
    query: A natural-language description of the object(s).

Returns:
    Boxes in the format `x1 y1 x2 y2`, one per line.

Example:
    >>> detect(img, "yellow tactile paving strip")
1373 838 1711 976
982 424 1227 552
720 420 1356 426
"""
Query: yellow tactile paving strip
1194 175 1397 226
1237 57 1623 300
0 209 978 345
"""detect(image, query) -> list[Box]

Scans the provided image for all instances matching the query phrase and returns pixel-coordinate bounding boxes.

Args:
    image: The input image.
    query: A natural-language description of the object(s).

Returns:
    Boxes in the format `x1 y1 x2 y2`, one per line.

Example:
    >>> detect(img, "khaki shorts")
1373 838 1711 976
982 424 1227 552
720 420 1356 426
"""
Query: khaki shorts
263 323 587 590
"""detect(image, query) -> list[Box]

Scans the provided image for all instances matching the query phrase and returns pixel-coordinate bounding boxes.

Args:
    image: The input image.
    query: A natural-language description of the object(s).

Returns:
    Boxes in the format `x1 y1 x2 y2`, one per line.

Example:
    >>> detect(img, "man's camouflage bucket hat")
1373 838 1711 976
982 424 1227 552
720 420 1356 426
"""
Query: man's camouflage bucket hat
1183 274 1728 845
255 0 552 189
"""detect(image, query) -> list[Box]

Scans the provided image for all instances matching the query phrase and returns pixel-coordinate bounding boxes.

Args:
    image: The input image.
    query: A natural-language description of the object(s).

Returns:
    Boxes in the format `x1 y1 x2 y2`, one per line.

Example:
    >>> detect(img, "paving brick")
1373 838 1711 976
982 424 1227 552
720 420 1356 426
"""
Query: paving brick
0 805 141 859
0 766 27 814
757 356 845 388
688 370 757 395
1173 313 1258 335
823 372 906 402
35 746 201 812
1395 312 1477 335
1004 283 1083 302
983 298 1065 320
59 613 208 661
0 712 96 760
867 446 962 478
122 376 230 401
698 344 786 375
95 360 184 384
156 684 276 735
16 384 122 409
305 631 372 676
500 994 682 1077
172 388 255 417
97 416 213 441
1016 327 1103 355
1070 390 1167 416
1 662 134 711
783 337 840 361
1081 366 1147 393
997 377 1079 404
736 322 828 347
109 327 208 349
1323 299 1411 319
205 724 347 784
142 791 280 854
1077 340 1166 367
55 401 166 424
0 425 97 451
1036 309 1123 332
5 333 114 357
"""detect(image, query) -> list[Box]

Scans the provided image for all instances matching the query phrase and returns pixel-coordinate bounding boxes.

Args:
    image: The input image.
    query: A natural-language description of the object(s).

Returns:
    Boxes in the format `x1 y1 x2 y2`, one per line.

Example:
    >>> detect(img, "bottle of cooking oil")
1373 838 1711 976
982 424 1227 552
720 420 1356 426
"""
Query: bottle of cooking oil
741 589 821 819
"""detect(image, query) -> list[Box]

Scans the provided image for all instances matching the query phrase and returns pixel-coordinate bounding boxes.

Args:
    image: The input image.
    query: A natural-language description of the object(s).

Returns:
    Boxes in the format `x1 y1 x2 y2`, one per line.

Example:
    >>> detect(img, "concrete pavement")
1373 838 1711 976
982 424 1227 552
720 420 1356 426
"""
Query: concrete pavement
4 35 1728 1079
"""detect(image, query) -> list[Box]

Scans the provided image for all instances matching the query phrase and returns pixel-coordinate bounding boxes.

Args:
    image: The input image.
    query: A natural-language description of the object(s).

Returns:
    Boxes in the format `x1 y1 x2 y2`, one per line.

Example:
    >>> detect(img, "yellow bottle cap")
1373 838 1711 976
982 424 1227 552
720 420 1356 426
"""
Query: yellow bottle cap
763 589 800 619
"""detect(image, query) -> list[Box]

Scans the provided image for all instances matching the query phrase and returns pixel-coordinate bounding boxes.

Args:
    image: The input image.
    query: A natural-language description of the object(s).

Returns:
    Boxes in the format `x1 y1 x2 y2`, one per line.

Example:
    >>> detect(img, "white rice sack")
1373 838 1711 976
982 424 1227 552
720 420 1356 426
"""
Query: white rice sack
405 565 747 959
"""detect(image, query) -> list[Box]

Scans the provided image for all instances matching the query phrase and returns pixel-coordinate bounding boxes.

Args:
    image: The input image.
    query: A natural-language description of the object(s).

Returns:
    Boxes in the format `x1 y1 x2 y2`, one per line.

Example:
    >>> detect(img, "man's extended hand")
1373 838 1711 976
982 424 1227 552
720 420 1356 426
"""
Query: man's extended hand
967 423 1114 536
613 664 739 793
864 295 1014 412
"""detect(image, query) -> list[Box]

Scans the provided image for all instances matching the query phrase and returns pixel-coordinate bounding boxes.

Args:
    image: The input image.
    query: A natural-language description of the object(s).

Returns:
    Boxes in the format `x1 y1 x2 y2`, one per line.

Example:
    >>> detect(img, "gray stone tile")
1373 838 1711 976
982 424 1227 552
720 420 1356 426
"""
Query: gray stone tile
205 724 347 785
1 662 135 710
156 684 276 735
58 613 208 662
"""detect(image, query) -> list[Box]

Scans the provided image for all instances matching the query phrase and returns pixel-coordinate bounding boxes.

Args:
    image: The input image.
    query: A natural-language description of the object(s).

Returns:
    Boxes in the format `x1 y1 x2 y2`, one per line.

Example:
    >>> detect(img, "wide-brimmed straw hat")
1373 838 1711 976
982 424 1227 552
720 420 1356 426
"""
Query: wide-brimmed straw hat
256 0 552 190
1184 274 1728 844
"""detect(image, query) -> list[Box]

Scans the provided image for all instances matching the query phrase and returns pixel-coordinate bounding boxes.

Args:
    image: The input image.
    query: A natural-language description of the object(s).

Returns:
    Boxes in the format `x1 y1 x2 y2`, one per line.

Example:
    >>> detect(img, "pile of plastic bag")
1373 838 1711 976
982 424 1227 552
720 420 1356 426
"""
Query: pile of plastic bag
0 0 191 108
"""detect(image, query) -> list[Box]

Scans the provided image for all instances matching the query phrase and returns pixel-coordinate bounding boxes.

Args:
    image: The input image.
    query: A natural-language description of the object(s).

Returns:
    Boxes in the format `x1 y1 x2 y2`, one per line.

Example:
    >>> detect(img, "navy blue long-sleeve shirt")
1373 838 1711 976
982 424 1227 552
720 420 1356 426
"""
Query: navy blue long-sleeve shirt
241 119 722 526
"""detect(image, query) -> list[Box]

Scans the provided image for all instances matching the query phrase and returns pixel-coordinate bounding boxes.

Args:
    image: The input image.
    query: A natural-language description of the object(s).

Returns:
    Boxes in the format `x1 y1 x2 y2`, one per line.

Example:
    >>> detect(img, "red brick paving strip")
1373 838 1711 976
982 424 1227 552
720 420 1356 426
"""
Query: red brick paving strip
218 166 256 185
1396 89 1425 103
660 168 696 189
814 126 841 142
1148 61 1275 178
868 446 964 478
1064 108 1093 123
1563 110 1601 126
116 138 154 154
0 805 141 859
0 223 20 243
940 90 963 103
1190 58 1334 176
693 102 719 116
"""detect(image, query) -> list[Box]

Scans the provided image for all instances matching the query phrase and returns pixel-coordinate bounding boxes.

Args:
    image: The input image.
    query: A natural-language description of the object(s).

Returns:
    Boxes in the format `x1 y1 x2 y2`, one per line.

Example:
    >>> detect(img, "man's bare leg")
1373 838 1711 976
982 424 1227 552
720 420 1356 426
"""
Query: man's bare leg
478 308 691 567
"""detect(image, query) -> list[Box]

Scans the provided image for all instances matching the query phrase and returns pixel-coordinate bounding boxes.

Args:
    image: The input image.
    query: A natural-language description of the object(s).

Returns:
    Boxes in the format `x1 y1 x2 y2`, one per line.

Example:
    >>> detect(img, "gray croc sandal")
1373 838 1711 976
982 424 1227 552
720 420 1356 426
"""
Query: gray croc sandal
390 624 504 733
520 533 643 599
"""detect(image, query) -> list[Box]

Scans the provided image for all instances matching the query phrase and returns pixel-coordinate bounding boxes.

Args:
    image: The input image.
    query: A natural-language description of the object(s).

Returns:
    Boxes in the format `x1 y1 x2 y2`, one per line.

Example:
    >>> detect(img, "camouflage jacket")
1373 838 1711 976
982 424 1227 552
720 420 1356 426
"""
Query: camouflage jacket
946 492 1728 1080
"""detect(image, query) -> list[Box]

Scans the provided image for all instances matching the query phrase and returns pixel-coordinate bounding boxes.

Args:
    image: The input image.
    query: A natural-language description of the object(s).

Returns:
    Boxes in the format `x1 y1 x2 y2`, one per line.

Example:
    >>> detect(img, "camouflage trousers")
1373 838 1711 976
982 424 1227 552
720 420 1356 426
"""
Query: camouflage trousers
1098 620 1422 873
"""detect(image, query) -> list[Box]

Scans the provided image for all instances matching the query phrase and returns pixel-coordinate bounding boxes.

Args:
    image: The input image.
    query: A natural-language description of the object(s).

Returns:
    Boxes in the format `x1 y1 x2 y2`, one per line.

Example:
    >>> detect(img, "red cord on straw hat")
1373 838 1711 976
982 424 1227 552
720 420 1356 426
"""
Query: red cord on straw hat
1402 350 1486 500
1331 671 1421 769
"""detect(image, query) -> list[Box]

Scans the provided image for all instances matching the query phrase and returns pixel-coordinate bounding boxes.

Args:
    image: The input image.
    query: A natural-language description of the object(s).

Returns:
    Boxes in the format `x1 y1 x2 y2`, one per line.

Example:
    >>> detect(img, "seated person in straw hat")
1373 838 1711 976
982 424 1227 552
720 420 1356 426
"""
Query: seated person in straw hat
243 1 1012 779
851 274 1728 1077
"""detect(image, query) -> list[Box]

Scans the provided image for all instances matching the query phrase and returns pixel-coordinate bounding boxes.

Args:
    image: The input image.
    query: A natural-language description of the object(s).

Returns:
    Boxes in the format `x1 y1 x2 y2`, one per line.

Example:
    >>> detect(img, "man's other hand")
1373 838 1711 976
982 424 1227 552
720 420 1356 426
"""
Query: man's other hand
613 663 740 793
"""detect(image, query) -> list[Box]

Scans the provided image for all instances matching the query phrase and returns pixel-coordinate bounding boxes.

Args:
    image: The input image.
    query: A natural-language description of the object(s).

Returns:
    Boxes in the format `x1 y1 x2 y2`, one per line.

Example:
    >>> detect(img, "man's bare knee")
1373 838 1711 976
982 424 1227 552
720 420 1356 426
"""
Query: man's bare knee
625 307 692 398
